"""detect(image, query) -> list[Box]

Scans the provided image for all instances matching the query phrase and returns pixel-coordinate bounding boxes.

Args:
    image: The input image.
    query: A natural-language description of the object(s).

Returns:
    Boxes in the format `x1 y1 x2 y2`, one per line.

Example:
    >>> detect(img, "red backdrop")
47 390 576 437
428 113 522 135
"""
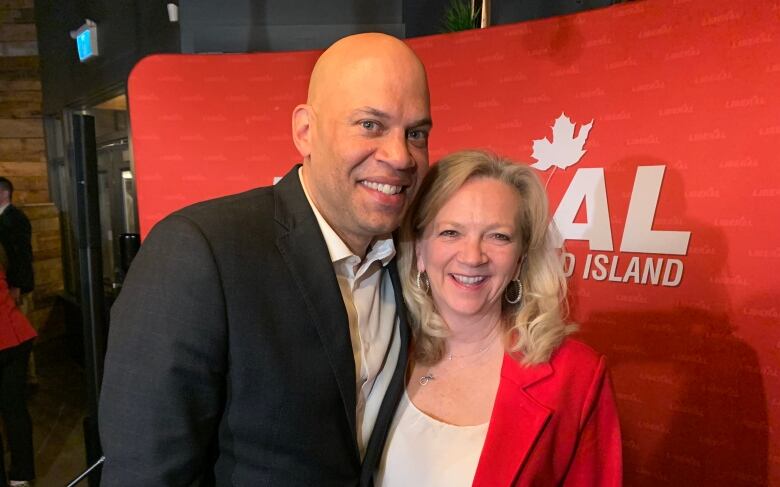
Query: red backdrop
128 0 780 484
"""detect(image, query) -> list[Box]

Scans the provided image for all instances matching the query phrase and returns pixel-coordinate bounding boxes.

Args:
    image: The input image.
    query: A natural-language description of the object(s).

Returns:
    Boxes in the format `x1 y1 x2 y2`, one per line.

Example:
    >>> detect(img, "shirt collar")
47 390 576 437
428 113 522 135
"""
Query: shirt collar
0 203 9 216
298 168 395 267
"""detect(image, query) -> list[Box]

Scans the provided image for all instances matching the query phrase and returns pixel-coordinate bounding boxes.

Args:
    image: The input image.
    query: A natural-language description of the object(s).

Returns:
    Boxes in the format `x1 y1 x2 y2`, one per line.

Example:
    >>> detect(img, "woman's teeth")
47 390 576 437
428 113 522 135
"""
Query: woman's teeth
453 274 486 285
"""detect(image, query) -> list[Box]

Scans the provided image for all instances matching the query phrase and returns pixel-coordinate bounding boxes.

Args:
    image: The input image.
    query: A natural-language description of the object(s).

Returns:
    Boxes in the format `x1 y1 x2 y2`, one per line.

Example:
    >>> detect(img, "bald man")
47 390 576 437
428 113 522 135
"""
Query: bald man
99 33 432 486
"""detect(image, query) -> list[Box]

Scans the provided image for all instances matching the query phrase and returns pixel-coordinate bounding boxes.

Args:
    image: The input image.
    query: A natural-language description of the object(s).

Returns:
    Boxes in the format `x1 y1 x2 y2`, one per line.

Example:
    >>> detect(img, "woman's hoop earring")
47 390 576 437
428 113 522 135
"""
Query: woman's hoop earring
505 279 523 304
416 271 430 294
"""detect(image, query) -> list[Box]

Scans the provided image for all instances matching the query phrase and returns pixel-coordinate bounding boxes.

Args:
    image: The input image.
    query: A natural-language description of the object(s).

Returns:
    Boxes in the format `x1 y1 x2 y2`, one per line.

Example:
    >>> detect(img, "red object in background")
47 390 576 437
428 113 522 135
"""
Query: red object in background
128 0 780 484
0 269 36 349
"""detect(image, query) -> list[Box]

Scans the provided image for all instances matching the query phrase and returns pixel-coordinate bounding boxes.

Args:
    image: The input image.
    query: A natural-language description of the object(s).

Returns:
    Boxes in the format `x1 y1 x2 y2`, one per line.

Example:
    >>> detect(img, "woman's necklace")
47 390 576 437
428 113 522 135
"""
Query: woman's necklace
419 332 499 386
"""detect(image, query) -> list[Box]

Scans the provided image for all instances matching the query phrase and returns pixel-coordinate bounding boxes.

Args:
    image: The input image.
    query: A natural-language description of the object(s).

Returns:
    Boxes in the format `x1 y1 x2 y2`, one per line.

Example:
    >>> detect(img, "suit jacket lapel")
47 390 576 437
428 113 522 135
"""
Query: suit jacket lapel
359 259 410 486
472 353 554 487
272 167 359 457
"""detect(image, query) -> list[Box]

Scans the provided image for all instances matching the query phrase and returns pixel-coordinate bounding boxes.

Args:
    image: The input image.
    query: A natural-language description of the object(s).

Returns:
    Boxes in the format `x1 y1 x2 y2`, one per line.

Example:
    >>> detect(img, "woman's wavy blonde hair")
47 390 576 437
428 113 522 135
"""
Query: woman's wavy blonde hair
398 150 575 366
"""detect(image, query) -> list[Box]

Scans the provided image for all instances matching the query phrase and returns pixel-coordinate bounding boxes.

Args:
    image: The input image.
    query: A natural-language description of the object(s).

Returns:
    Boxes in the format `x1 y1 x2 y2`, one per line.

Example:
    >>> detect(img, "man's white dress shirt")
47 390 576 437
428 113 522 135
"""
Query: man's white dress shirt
300 169 402 458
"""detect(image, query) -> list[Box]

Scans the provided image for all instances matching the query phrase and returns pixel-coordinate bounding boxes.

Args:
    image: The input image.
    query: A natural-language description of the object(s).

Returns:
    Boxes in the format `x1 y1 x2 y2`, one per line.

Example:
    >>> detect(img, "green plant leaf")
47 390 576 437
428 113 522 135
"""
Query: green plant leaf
441 0 480 33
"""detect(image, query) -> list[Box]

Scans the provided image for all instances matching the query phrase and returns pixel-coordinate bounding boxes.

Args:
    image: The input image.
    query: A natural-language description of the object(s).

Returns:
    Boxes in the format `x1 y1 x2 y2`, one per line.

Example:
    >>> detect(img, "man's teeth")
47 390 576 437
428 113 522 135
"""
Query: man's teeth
453 275 486 285
362 181 403 195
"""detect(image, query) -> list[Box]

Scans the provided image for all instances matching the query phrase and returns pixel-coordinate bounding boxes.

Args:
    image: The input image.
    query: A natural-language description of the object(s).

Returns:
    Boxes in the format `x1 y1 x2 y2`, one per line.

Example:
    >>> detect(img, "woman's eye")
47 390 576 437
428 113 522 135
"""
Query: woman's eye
439 230 458 237
360 120 379 131
491 233 511 241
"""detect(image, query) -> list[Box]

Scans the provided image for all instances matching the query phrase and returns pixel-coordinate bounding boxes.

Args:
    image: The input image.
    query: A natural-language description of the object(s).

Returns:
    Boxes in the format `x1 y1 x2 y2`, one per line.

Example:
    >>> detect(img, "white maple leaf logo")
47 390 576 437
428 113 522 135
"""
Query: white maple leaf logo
530 113 594 171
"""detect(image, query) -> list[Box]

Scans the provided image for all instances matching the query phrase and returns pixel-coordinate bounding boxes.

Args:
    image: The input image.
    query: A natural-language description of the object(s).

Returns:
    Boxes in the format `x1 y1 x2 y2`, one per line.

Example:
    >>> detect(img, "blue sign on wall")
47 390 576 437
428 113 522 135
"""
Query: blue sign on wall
72 20 99 62
77 29 93 61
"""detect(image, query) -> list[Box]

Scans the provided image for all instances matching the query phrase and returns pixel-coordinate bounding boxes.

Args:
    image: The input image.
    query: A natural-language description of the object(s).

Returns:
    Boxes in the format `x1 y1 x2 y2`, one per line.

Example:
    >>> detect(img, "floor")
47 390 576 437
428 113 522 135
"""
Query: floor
3 336 89 486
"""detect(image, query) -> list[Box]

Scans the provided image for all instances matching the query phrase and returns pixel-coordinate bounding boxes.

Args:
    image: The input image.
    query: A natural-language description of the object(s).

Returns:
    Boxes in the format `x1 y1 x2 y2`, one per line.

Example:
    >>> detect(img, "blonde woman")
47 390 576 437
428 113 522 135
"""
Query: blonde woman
0 244 37 486
377 151 621 486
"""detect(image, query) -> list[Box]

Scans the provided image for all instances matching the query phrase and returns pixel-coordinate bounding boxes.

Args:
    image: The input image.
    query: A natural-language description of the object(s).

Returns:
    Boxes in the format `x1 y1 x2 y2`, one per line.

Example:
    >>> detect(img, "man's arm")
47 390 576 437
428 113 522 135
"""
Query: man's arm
99 214 228 486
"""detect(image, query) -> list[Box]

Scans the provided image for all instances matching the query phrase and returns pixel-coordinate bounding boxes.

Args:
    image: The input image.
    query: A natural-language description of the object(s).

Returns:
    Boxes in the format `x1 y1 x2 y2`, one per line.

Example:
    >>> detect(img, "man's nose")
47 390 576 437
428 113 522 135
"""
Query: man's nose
376 131 413 169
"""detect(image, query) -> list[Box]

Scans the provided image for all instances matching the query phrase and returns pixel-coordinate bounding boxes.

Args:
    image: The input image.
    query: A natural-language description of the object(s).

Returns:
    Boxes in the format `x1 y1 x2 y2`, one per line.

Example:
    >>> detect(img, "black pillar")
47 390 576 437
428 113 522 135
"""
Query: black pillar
70 112 106 486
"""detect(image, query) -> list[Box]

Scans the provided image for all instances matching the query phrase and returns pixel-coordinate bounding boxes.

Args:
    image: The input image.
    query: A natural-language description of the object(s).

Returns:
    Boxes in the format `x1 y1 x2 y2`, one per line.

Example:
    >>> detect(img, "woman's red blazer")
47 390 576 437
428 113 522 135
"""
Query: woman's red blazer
473 339 622 486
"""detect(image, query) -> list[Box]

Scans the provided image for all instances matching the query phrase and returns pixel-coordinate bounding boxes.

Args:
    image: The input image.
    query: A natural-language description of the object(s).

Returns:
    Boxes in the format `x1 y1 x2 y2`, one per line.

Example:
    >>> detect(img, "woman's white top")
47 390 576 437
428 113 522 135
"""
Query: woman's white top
376 390 489 487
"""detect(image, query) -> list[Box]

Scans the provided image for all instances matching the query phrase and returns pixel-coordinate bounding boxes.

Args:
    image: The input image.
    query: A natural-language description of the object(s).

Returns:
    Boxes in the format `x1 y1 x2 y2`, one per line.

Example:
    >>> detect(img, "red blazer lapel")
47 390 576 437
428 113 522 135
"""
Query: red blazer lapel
472 353 553 487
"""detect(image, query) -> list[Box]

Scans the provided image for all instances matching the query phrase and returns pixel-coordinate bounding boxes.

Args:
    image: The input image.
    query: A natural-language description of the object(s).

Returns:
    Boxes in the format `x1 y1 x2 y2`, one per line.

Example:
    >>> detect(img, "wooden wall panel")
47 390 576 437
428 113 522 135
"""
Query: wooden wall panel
1 0 63 333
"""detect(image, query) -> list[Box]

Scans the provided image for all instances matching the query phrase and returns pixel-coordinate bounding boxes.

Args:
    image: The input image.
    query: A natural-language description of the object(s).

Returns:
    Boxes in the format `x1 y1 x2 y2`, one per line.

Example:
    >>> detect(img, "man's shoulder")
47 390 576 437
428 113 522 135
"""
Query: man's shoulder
146 168 309 248
169 169 306 231
141 187 271 242
174 165 304 221
0 205 31 232
142 186 279 259
2 204 29 222
176 185 275 222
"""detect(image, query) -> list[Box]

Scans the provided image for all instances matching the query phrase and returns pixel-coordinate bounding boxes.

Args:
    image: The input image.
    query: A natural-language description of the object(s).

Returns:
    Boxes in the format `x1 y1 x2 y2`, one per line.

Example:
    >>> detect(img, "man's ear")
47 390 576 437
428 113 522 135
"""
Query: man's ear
292 104 313 158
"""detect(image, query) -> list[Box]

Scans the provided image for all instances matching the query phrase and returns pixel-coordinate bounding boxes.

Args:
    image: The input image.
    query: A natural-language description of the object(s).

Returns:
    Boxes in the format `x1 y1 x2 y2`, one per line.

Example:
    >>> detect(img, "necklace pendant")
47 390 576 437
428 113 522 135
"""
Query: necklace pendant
419 373 434 385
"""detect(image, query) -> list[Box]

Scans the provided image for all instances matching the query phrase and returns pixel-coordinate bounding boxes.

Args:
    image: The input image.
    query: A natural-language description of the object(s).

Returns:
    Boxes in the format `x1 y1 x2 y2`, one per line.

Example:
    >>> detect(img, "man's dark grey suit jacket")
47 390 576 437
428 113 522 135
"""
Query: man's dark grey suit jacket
98 166 410 486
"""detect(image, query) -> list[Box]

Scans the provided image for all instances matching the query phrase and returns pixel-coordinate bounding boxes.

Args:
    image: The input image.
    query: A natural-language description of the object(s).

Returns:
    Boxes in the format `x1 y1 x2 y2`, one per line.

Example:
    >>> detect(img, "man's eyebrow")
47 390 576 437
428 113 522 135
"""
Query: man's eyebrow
352 107 391 119
408 117 433 129
351 107 433 129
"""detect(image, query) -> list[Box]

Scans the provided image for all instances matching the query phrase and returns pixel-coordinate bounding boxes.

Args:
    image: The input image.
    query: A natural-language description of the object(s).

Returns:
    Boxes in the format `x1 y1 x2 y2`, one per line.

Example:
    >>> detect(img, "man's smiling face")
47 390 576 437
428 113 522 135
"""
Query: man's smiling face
298 36 432 256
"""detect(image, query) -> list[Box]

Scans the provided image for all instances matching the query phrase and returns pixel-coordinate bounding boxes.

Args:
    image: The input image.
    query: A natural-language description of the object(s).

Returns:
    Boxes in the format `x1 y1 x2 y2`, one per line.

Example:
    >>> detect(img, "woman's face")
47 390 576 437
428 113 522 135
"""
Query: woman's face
416 177 524 326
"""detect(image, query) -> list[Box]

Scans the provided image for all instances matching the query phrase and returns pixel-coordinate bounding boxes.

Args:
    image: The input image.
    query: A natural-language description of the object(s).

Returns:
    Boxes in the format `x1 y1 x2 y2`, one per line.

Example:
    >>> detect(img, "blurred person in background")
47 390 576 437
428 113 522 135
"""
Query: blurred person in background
0 243 37 487
0 177 34 309
0 176 36 389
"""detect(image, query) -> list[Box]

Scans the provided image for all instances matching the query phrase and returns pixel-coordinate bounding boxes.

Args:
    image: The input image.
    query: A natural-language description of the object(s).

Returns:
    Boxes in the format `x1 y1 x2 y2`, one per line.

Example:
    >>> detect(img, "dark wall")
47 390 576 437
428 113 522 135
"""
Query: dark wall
403 0 450 38
180 0 404 53
404 0 620 38
179 0 622 54
491 0 616 24
35 0 179 114
35 0 623 113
